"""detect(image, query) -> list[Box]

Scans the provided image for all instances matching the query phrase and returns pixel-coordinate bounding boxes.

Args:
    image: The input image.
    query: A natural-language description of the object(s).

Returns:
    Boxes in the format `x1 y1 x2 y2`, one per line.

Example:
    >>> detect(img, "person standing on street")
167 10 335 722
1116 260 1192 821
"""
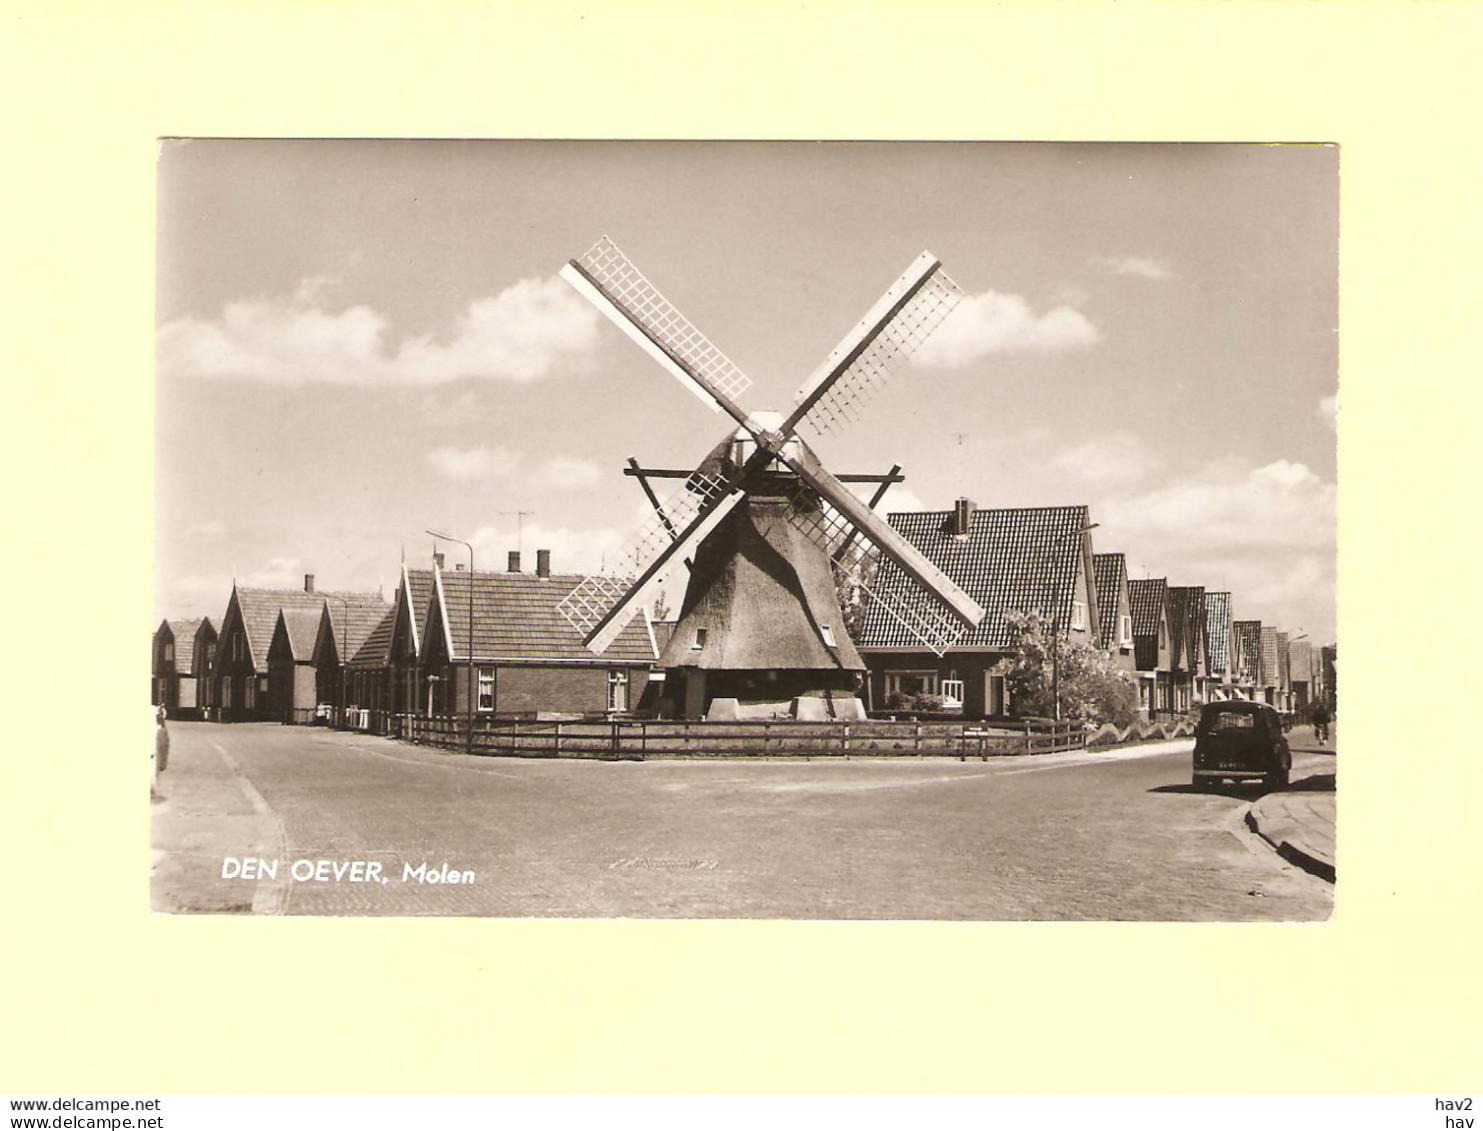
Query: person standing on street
1310 700 1331 745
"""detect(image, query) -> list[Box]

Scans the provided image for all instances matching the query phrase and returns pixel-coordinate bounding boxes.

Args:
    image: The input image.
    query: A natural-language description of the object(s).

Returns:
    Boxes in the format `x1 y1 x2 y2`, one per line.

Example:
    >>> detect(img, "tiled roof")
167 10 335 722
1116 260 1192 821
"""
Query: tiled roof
167 618 202 672
274 608 324 661
1289 638 1313 685
435 569 657 663
348 606 397 669
1092 553 1126 651
1259 626 1280 688
1275 631 1291 691
404 568 435 653
322 596 394 662
232 586 379 672
1128 578 1167 672
1205 592 1232 674
856 505 1091 651
1234 620 1263 684
1166 586 1205 673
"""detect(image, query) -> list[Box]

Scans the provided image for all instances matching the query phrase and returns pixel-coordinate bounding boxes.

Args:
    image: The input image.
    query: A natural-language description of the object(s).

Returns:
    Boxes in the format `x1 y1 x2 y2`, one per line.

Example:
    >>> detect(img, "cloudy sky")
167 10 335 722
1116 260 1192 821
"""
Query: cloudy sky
156 141 1337 641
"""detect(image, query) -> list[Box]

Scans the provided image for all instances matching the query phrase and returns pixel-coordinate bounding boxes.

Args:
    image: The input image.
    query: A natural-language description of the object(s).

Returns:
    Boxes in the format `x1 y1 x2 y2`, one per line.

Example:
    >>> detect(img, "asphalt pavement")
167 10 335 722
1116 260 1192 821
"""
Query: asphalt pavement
151 721 1334 921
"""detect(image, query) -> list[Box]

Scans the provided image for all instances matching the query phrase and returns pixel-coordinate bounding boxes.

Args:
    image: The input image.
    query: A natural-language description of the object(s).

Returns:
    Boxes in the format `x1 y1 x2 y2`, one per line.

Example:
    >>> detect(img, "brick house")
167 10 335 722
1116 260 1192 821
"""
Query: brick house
151 618 202 717
1165 586 1209 712
213 574 379 721
419 551 658 718
1204 591 1236 699
342 563 437 718
1092 552 1137 672
266 608 324 721
1128 578 1175 716
311 595 395 720
855 503 1100 720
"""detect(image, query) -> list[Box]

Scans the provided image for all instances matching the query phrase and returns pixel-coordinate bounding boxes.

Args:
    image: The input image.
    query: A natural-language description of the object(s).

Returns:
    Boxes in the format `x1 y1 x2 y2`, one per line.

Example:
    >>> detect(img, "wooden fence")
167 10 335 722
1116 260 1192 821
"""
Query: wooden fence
388 714 1085 760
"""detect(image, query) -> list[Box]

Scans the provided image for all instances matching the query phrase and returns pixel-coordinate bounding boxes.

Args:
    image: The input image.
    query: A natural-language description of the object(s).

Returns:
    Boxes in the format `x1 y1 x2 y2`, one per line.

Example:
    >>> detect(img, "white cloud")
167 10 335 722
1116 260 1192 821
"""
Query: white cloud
914 290 1098 368
1096 458 1336 640
1052 432 1162 489
157 275 599 385
1319 393 1338 427
426 445 522 481
1091 255 1176 281
541 456 604 490
1100 458 1335 550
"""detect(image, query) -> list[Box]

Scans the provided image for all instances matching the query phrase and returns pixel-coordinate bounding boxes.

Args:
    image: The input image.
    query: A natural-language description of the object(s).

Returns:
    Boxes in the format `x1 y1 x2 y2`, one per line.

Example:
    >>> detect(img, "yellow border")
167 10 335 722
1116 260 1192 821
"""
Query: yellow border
4 0 1480 1094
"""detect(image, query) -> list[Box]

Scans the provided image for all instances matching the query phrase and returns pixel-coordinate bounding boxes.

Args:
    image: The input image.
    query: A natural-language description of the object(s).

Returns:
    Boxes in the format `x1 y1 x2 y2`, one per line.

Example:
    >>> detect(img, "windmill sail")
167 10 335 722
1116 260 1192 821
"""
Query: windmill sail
560 236 753 413
787 252 964 437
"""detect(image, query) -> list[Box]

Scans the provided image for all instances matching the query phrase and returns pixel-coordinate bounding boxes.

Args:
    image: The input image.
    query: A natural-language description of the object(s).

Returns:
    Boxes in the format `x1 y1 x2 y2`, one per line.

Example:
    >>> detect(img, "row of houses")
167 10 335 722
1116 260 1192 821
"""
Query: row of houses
153 501 1335 725
852 500 1333 719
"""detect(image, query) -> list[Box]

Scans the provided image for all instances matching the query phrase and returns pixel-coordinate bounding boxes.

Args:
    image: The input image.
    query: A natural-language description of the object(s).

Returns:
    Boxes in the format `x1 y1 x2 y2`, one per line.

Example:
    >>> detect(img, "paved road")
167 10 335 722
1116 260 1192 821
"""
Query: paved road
151 721 1334 920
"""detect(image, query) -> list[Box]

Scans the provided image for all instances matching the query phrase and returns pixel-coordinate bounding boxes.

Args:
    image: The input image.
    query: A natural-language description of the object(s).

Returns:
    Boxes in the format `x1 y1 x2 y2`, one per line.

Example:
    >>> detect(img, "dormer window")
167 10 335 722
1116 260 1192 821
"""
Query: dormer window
691 628 708 651
821 625 837 648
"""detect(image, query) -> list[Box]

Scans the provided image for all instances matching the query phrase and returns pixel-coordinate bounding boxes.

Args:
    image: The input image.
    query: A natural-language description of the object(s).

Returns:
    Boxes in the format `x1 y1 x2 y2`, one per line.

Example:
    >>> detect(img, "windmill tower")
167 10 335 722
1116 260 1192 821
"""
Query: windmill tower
556 237 986 720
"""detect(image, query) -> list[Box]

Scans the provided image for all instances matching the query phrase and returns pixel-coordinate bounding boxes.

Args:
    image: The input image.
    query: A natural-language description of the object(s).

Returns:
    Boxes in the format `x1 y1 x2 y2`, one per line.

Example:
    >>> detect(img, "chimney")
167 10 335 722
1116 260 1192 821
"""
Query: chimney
432 551 445 569
304 573 315 593
951 497 976 538
508 550 521 573
536 549 551 579
454 563 465 571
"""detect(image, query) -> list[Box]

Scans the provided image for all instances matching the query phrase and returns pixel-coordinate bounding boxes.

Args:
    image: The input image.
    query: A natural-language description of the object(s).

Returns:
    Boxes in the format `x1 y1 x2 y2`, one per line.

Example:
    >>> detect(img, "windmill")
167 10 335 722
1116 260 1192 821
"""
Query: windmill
555 236 987 720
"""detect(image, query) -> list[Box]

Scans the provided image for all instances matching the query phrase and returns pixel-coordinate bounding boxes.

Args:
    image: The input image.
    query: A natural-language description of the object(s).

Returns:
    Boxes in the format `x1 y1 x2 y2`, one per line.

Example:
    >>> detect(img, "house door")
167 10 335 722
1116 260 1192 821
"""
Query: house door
983 672 1006 717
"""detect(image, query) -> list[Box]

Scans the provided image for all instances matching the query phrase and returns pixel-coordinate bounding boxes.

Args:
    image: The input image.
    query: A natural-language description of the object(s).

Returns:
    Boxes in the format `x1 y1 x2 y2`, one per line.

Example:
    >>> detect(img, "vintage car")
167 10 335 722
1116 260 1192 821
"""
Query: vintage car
1192 699 1291 789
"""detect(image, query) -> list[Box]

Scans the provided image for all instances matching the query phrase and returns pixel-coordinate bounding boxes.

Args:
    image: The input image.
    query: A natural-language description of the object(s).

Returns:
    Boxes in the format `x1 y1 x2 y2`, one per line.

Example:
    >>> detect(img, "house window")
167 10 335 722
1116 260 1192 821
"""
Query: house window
1119 614 1133 647
221 679 233 708
476 668 495 712
691 628 708 650
1158 622 1167 648
820 624 837 648
885 671 939 701
163 641 174 664
244 680 256 709
1070 601 1088 631
607 670 629 712
205 642 216 668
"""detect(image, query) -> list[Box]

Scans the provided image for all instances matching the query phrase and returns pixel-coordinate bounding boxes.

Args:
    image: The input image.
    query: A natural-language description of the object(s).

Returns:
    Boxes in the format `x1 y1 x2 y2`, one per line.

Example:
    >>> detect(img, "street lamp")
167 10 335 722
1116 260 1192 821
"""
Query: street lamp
427 529 475 755
1044 523 1100 723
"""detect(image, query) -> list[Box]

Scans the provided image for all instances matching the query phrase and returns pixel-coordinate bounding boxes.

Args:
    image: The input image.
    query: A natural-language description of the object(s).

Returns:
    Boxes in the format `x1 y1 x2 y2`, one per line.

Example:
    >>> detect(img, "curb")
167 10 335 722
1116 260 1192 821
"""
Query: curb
1244 803 1335 883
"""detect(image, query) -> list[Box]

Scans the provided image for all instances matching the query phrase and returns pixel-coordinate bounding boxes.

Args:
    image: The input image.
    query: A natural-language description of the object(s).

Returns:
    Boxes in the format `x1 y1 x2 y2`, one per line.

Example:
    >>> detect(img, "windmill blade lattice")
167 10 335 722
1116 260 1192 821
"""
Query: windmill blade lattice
797 267 964 436
555 470 732 637
572 236 753 406
786 487 969 657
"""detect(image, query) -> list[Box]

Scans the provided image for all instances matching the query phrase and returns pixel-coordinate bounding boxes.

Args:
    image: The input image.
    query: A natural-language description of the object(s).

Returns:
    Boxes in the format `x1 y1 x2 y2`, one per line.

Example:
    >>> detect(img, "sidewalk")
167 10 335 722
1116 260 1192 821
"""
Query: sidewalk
1246 768 1336 882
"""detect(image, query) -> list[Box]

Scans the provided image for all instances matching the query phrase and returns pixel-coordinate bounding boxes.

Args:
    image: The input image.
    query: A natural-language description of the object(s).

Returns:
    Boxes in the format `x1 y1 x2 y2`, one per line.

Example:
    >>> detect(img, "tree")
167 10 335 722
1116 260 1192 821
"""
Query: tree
833 547 880 642
997 610 1139 727
651 587 671 622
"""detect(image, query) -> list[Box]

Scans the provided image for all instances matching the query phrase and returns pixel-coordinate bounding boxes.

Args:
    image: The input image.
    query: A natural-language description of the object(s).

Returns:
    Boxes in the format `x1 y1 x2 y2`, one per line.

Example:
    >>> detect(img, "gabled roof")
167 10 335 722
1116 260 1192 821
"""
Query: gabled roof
1233 620 1263 684
347 606 397 668
1289 638 1313 684
191 617 218 675
1128 578 1168 672
1259 625 1280 688
272 607 325 662
1205 592 1233 674
431 567 657 663
228 585 379 672
1092 553 1126 651
856 505 1092 651
1169 586 1206 673
167 618 202 671
317 595 395 664
403 565 436 655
